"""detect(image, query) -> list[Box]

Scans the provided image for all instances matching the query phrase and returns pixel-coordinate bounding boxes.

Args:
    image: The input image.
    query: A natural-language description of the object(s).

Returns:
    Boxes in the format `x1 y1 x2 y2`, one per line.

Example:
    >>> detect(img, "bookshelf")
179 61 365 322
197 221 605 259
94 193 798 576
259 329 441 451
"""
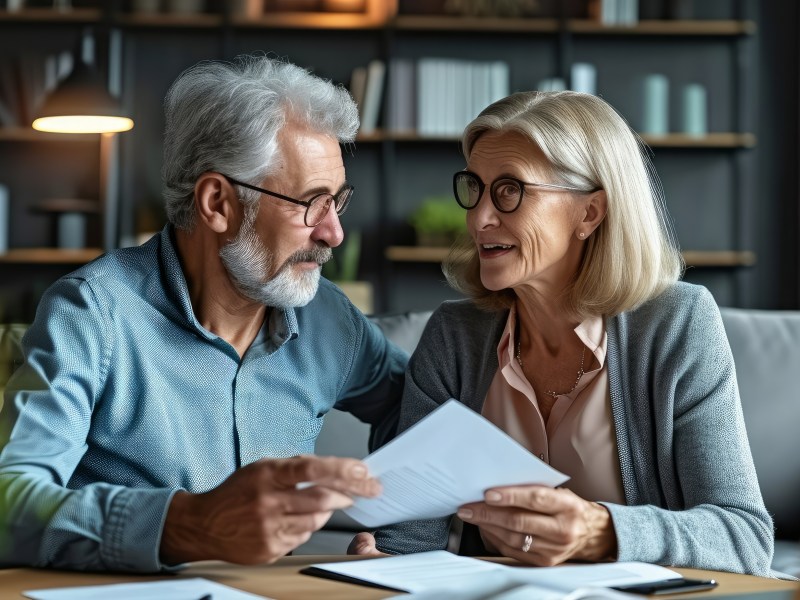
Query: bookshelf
0 0 764 318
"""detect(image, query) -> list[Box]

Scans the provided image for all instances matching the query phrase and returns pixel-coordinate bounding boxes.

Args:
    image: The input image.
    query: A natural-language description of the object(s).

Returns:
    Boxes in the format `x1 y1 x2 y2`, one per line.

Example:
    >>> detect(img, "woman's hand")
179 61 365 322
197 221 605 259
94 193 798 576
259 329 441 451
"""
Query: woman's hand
457 485 617 566
347 532 389 556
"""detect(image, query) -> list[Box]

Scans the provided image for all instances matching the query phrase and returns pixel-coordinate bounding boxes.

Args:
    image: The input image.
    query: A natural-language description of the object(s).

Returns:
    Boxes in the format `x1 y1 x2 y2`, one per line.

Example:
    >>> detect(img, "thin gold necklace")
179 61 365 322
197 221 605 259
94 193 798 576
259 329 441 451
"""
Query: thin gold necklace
516 336 586 400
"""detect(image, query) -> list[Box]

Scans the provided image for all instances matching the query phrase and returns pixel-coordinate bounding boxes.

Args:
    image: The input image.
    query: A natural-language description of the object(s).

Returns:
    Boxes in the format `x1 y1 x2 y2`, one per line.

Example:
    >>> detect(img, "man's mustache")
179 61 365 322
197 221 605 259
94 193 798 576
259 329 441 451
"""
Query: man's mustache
287 245 332 266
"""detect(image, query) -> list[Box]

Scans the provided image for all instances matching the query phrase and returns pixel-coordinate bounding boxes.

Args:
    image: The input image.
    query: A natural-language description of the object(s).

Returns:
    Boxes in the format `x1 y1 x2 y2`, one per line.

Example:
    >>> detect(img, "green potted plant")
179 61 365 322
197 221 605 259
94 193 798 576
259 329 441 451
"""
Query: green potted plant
322 230 373 314
409 195 467 247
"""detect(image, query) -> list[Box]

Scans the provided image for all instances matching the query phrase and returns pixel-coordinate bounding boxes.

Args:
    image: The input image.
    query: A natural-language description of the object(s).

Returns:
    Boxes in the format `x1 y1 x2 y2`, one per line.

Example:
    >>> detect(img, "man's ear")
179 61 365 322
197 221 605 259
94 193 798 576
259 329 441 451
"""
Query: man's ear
578 189 608 238
194 173 238 234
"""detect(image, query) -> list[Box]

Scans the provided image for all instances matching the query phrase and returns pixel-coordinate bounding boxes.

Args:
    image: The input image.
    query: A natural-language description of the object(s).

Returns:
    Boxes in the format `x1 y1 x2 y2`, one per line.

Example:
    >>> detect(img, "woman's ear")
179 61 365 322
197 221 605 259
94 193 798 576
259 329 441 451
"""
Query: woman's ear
576 190 607 239
194 173 238 234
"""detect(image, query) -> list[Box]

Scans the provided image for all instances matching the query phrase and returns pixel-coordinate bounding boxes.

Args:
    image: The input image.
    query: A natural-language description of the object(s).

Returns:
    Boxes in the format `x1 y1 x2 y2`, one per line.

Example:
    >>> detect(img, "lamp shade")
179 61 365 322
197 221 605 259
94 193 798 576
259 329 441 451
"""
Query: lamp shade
32 61 133 134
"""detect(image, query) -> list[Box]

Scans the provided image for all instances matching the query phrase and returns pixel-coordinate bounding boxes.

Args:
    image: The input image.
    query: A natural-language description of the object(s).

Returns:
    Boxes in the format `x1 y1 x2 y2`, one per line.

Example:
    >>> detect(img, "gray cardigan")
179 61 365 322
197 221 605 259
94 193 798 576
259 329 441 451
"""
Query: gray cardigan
374 282 774 576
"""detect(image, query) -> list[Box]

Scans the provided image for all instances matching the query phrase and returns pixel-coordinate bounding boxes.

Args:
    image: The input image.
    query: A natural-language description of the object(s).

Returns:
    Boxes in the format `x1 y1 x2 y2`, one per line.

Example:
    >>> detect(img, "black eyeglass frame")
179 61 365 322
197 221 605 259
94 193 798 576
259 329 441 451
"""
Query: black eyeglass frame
453 170 600 214
223 174 354 227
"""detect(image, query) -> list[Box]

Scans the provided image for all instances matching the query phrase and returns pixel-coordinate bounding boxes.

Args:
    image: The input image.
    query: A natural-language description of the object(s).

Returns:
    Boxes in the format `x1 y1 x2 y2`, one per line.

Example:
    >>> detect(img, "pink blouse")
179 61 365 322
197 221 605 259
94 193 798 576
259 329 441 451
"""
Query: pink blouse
481 306 625 504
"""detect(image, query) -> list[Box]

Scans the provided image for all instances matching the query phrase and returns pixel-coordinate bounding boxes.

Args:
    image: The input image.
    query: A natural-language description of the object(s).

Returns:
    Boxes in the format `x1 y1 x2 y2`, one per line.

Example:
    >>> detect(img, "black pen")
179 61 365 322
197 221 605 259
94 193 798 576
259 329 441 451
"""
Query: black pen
197 595 212 600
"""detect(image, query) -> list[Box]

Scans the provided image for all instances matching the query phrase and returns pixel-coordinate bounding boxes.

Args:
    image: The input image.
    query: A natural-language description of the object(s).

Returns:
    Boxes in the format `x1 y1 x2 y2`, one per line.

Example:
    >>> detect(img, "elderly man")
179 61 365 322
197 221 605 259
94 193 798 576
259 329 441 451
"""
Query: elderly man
0 55 406 572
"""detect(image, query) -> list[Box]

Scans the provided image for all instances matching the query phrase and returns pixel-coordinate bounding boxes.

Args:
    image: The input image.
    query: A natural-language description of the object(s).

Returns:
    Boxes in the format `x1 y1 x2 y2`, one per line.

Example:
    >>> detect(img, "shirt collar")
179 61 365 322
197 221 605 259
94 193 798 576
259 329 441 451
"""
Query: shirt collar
157 225 299 349
499 304 607 369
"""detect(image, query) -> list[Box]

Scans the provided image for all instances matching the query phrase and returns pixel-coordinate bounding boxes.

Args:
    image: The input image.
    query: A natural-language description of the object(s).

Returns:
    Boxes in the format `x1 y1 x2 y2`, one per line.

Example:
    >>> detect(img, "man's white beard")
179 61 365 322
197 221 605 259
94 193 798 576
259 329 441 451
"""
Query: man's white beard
220 207 330 308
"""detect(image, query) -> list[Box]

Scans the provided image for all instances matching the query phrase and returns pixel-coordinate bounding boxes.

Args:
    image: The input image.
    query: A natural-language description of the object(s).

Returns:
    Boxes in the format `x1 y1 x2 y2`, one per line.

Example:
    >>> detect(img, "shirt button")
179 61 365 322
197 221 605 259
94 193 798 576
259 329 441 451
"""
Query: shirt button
539 453 545 460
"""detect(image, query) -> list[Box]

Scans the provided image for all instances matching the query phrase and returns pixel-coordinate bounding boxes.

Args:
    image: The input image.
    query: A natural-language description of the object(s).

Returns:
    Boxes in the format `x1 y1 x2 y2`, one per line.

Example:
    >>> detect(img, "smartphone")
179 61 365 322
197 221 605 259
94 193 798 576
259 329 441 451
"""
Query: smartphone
610 577 718 595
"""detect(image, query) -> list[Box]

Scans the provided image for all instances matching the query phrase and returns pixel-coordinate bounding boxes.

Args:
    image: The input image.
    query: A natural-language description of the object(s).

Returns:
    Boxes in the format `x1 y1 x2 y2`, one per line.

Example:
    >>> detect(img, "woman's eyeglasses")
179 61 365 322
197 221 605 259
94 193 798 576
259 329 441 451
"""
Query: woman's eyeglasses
453 170 598 213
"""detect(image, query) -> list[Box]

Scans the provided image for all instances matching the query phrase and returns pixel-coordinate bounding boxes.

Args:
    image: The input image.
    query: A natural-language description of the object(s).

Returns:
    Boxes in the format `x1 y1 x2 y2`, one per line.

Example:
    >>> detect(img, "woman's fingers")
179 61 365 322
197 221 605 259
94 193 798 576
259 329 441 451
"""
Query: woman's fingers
478 523 568 567
457 504 562 541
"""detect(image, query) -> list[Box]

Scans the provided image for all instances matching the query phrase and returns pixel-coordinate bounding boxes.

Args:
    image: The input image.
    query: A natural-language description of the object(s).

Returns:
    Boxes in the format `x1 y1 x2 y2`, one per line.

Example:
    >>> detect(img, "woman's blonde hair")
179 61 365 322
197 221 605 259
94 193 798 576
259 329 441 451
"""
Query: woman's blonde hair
444 90 683 318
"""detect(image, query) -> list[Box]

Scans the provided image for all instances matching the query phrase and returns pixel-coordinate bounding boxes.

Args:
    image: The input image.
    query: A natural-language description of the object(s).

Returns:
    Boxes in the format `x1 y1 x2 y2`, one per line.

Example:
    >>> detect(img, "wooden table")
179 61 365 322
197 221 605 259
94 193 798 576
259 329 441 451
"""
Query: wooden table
0 556 797 599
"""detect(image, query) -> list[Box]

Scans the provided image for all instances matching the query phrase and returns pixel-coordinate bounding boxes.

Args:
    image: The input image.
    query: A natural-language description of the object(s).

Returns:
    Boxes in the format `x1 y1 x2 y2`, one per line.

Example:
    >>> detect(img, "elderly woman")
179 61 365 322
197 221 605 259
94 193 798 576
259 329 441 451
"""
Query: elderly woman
351 91 773 575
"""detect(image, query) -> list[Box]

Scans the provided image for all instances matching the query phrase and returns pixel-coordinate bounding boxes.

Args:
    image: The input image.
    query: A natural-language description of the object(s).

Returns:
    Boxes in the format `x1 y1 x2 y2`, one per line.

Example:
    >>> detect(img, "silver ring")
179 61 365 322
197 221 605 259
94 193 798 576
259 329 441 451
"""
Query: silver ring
521 534 533 553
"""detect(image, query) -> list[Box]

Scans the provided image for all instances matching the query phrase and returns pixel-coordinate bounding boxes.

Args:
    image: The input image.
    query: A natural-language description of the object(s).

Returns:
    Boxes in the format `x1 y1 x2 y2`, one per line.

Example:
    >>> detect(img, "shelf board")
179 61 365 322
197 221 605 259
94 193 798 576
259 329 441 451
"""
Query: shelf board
356 130 463 143
357 130 756 148
231 11 384 29
33 199 100 214
386 246 756 268
682 250 756 267
118 12 224 28
386 246 452 262
392 14 559 33
640 133 756 148
0 248 102 265
0 7 100 22
392 15 755 36
567 19 756 36
0 128 98 142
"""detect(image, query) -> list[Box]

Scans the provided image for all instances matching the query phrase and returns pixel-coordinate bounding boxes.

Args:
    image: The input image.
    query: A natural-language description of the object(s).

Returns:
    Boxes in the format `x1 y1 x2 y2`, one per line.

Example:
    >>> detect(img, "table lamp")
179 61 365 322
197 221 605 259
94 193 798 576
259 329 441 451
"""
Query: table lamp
31 44 133 253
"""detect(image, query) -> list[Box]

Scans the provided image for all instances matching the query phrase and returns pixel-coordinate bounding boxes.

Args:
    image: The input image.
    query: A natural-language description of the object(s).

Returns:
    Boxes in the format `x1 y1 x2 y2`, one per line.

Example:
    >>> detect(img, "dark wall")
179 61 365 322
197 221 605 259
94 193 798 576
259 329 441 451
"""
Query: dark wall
755 1 799 309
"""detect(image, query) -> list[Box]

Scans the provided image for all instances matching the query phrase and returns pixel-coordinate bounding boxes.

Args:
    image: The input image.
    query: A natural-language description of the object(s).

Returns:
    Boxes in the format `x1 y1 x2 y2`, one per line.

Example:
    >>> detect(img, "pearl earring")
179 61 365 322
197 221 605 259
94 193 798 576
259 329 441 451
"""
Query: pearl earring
579 232 585 239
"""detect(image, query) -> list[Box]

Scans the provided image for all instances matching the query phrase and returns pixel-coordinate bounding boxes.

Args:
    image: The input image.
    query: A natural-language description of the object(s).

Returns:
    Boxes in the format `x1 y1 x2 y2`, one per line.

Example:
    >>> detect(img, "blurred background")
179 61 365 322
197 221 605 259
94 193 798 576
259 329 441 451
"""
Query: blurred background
0 0 796 320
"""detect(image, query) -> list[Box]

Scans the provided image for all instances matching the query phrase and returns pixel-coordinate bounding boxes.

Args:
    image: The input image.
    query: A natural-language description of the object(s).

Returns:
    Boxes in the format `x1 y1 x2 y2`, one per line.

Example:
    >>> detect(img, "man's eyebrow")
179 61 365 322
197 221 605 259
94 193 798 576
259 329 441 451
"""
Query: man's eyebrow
300 182 351 198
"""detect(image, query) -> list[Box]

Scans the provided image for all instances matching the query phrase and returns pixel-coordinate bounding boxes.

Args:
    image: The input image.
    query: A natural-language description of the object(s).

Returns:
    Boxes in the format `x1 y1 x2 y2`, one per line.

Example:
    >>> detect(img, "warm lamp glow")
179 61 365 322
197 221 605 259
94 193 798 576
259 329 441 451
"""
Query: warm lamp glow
32 115 134 134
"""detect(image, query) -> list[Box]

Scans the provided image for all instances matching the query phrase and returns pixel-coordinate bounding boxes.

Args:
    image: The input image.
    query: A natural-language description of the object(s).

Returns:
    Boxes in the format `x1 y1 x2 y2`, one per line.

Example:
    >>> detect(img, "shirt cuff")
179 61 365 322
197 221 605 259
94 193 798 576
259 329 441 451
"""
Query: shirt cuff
101 486 182 572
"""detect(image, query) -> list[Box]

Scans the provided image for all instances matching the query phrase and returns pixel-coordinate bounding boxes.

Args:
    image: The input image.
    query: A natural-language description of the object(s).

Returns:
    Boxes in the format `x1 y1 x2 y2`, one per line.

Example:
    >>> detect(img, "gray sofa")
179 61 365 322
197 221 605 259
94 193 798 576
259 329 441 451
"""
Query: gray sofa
300 307 800 578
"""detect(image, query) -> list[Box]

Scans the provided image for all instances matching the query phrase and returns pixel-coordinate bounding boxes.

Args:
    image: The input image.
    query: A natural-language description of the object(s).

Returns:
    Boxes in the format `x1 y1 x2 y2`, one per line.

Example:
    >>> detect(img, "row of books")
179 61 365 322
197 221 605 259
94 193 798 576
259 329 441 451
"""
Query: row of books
350 58 510 137
0 51 73 128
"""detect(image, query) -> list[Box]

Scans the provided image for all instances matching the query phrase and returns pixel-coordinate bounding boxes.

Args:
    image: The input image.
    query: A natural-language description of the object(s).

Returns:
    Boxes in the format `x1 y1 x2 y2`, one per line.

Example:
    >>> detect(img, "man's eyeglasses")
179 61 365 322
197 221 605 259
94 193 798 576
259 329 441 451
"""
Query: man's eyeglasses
223 175 354 227
453 170 599 213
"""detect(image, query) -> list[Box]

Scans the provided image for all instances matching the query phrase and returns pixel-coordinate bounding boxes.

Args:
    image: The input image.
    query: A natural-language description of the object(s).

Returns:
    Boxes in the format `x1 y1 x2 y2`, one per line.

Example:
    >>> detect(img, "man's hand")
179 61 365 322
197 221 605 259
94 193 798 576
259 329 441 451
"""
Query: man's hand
457 485 617 567
160 455 381 565
347 531 388 556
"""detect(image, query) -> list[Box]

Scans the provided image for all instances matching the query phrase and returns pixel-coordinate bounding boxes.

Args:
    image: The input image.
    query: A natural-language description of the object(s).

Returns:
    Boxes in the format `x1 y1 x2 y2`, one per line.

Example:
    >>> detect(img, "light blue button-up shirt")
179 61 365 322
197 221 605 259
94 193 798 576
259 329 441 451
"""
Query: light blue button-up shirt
0 226 407 572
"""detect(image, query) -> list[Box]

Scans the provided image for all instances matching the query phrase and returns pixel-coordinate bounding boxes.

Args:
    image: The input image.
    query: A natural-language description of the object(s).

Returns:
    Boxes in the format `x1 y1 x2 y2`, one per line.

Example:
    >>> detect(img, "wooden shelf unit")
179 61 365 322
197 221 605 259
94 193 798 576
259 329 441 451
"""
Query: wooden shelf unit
386 246 756 269
0 2 763 313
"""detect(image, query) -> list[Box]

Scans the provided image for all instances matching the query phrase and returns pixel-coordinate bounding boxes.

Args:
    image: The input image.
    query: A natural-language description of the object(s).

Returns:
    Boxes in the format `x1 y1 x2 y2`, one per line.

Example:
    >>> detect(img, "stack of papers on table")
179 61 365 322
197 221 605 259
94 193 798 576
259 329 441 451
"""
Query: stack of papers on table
304 552 682 599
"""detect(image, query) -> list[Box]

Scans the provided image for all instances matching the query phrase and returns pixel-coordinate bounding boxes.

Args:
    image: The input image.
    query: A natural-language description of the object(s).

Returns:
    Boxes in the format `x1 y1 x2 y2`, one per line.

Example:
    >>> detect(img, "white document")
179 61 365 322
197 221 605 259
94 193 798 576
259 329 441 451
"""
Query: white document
344 399 569 527
308 551 681 597
24 577 270 600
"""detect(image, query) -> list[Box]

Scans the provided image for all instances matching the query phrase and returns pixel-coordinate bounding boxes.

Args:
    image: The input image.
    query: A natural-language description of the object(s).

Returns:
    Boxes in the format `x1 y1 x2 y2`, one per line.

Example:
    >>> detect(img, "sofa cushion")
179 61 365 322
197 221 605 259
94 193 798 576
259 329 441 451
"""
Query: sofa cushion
719 308 800 542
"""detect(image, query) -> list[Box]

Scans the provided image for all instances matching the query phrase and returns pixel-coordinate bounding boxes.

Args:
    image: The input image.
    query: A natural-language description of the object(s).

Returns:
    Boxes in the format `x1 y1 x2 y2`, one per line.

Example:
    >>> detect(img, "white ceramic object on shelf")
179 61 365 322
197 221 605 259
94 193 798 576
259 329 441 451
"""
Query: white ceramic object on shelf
642 73 669 135
681 83 707 136
57 213 86 250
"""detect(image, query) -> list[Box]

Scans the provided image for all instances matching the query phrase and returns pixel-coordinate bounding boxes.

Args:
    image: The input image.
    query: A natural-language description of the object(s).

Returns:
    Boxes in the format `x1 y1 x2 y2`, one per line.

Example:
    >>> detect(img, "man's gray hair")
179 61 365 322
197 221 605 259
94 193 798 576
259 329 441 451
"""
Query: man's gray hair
162 54 359 231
